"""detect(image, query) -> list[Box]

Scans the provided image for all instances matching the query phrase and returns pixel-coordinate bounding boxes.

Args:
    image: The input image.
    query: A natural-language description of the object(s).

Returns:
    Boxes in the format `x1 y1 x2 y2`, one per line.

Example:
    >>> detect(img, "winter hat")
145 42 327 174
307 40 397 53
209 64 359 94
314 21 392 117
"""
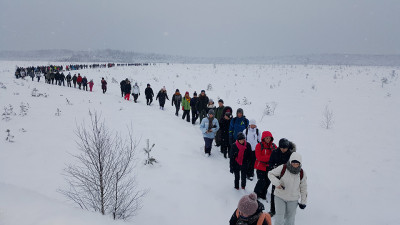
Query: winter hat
209 99 214 103
193 91 197 96
208 109 215 116
201 90 205 93
237 132 246 141
238 192 258 216
237 108 244 115
185 91 189 95
147 83 150 87
279 138 290 149
249 119 256 126
176 89 179 92
218 99 224 103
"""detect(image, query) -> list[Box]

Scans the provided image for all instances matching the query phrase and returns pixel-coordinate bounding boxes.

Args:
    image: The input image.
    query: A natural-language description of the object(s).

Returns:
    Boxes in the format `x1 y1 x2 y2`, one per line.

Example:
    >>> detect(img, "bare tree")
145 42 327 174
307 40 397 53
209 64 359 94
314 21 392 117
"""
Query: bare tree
321 105 334 129
59 111 145 220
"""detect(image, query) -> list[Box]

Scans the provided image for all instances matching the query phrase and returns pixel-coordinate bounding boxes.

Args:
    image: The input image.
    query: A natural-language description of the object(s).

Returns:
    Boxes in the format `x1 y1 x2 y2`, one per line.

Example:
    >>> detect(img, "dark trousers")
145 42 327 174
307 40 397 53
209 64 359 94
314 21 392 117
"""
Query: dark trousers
247 151 256 178
199 110 207 123
146 97 153 105
73 82 76 88
121 89 124 97
174 105 180 116
51 78 54 84
270 185 276 213
83 85 87 91
220 144 231 158
204 137 213 154
78 83 81 89
191 110 199 124
133 94 139 102
103 87 107 93
234 166 247 189
182 110 190 122
37 77 40 82
67 81 71 87
254 170 271 199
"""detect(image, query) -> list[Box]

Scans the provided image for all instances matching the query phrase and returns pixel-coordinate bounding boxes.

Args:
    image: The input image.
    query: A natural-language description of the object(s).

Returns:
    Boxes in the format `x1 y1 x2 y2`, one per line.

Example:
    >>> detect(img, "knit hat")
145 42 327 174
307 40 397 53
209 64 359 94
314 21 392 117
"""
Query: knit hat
176 89 179 92
238 192 258 216
185 91 189 95
249 119 256 126
279 138 290 149
218 99 224 103
193 91 197 96
237 108 244 115
209 99 214 103
201 90 205 93
208 109 215 116
237 132 245 141
147 83 150 87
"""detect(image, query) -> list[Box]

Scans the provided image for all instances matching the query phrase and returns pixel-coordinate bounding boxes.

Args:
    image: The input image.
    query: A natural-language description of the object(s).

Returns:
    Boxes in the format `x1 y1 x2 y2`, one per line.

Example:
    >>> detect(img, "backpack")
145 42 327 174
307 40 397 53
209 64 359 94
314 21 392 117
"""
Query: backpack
235 209 271 225
279 164 304 180
245 128 260 143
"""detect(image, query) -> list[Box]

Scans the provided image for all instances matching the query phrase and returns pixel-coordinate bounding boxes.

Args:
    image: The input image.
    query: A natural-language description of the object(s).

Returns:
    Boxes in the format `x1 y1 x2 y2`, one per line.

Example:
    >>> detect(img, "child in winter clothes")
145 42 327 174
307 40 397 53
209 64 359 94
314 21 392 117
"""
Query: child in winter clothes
171 89 182 116
88 79 94 92
268 152 307 225
253 131 277 200
243 119 261 180
230 132 252 190
181 92 191 122
132 82 140 102
199 109 219 156
219 107 232 158
229 192 271 225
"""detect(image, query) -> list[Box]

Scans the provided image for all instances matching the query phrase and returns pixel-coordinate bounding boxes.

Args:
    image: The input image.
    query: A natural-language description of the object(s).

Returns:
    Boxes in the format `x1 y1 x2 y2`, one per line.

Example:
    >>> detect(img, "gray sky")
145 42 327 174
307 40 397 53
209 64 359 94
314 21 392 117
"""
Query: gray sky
0 0 399 57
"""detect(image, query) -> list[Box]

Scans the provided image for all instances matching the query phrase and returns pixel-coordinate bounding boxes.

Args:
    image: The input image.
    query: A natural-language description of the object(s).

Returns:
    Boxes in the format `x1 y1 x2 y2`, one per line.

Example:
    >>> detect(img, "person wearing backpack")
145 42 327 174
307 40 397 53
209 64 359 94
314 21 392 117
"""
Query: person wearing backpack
229 192 271 225
171 89 182 116
230 132 252 190
266 138 296 216
243 119 261 181
229 108 249 145
268 152 307 225
253 131 277 200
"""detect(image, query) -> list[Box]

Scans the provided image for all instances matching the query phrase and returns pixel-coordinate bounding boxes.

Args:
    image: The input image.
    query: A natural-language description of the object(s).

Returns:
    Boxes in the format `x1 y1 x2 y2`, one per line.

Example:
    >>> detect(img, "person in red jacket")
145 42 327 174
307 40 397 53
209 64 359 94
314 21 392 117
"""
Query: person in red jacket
253 131 277 200
88 79 94 92
77 74 83 90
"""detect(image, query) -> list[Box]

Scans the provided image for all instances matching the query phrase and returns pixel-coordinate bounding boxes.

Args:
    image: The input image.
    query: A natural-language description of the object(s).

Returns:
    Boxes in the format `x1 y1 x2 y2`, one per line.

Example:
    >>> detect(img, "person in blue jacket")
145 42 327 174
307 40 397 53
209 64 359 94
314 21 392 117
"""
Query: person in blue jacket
229 108 249 146
200 109 220 156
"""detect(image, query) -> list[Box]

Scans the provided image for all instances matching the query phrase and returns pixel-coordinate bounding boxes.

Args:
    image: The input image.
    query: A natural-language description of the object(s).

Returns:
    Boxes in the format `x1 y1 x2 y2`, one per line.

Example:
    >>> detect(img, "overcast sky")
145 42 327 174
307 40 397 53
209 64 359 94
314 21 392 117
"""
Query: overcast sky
0 0 399 57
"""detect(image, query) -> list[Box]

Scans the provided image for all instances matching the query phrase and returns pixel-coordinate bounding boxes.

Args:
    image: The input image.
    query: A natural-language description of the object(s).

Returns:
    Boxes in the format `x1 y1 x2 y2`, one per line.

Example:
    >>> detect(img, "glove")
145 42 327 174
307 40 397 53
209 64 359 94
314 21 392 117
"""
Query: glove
298 204 306 209
182 106 184 110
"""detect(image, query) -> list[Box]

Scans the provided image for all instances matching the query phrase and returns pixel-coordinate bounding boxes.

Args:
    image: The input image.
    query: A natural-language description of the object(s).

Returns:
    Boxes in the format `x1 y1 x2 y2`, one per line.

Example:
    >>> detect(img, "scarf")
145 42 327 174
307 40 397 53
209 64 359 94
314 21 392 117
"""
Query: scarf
175 91 180 95
286 161 302 174
236 212 261 225
185 96 191 103
235 141 247 166
208 117 214 131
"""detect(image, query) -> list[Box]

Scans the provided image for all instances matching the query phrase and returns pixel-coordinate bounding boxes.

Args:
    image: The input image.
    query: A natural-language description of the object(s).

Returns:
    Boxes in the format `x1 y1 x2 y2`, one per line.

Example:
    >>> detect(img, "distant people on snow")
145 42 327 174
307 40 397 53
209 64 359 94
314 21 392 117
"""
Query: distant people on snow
145 83 154 105
101 78 107 94
132 82 140 102
171 89 182 116
156 86 169 110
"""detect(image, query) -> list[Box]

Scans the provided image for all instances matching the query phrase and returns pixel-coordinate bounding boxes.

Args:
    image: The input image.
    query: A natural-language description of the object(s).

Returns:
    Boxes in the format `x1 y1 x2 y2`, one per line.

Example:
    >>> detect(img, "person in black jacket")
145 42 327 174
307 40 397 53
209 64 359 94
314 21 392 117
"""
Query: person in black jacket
72 74 77 88
171 89 182 116
229 192 271 225
190 92 199 124
60 72 65 86
230 132 252 190
156 87 169 110
120 79 127 97
219 107 232 158
145 84 154 105
196 90 209 123
124 80 132 100
66 73 72 87
266 138 296 216
82 76 88 91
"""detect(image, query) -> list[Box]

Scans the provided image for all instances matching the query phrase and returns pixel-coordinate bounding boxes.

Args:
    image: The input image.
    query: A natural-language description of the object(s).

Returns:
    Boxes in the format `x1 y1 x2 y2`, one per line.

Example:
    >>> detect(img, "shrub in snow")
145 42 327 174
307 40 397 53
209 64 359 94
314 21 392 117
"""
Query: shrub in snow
59 112 145 221
5 129 14 142
19 102 30 116
207 83 213 91
2 105 16 121
321 105 334 129
66 98 73 105
55 108 61 116
260 102 277 121
31 88 38 96
0 82 6 89
381 77 388 88
143 139 157 165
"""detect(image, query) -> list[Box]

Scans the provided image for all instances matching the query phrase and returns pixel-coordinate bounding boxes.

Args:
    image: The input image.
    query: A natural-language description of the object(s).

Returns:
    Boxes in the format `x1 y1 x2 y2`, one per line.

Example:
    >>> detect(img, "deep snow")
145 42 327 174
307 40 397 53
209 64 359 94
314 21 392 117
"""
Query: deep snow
1 61 399 225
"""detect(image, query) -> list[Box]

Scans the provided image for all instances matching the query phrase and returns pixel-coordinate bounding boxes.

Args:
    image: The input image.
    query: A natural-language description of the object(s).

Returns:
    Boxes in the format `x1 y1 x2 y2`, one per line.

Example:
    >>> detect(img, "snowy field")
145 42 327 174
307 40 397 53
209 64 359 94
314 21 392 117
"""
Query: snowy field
1 61 400 225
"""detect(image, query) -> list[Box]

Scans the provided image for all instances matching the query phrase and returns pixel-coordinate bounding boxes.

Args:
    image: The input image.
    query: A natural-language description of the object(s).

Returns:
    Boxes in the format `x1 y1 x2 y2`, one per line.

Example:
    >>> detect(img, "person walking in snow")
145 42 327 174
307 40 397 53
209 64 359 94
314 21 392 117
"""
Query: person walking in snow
101 77 107 93
82 76 88 91
88 79 94 92
36 72 41 82
60 72 65 86
196 90 209 123
229 192 271 225
219 107 233 158
120 79 127 97
253 131 277 200
132 82 140 102
171 89 182 116
214 99 225 147
199 109 219 156
77 74 82 89
243 120 261 181
156 87 169 110
230 132 252 190
190 91 199 124
268 152 307 225
267 138 296 216
145 83 154 105
66 72 72 87
181 91 191 122
229 108 249 145
207 98 216 113
124 80 132 101
72 74 77 88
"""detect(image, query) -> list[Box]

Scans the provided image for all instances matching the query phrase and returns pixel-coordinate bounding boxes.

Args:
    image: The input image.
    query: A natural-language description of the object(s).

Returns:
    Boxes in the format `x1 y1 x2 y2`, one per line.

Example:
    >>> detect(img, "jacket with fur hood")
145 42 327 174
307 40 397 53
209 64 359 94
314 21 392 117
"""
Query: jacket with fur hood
267 141 296 171
268 152 308 204
254 131 277 171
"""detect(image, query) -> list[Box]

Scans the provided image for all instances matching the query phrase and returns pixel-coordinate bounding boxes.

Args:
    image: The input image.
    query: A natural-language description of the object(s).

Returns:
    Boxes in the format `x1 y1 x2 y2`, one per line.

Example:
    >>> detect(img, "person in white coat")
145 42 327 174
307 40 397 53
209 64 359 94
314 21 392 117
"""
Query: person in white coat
132 82 140 103
267 152 307 225
243 119 261 181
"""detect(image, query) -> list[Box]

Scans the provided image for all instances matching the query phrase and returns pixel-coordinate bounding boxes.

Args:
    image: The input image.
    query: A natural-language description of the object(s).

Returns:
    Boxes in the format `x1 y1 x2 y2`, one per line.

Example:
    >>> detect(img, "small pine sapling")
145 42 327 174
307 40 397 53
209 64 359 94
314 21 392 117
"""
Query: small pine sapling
143 139 157 165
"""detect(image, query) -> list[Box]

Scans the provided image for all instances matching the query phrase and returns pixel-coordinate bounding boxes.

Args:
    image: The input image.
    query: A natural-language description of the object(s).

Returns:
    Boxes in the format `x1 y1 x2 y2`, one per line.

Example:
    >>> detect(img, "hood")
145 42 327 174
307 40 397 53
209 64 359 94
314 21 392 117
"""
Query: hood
261 131 274 142
289 141 296 152
289 152 302 164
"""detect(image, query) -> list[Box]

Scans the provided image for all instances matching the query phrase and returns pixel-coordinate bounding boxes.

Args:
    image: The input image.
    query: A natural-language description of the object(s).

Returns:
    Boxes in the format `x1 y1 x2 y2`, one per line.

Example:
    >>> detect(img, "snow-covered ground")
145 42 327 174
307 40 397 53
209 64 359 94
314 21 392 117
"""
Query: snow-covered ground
0 61 399 225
